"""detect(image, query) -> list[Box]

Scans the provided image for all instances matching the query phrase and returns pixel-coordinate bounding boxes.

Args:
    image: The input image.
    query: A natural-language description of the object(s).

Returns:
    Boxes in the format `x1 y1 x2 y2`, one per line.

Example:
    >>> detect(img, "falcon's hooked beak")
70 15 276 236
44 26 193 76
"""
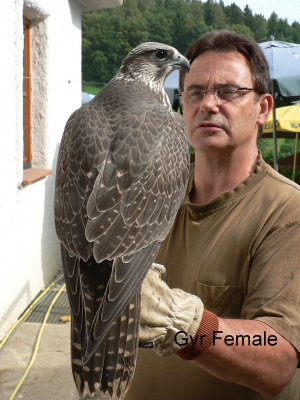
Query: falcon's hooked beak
169 53 190 72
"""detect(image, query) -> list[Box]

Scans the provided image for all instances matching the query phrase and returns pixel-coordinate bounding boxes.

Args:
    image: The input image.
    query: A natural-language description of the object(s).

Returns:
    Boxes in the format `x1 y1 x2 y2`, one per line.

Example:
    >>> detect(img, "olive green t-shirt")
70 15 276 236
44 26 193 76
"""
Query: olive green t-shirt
126 155 300 400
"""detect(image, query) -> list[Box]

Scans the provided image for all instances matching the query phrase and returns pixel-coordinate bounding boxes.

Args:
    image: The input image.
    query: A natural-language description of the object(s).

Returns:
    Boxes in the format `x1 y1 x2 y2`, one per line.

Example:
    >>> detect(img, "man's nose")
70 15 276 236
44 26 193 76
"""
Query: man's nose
199 92 219 112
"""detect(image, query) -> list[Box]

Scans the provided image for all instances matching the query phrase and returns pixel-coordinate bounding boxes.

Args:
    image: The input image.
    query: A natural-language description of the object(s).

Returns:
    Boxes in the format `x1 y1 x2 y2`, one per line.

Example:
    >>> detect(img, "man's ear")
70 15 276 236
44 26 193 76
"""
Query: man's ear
256 94 273 127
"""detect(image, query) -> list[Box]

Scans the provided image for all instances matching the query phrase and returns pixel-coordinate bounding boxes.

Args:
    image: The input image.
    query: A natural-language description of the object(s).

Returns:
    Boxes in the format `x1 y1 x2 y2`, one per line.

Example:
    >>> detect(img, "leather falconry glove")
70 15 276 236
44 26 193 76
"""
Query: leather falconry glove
139 263 204 357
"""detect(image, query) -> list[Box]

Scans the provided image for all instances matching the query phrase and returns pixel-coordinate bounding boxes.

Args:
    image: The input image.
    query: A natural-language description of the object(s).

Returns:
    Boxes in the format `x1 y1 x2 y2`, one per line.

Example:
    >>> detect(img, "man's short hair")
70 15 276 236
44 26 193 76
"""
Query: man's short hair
179 30 271 95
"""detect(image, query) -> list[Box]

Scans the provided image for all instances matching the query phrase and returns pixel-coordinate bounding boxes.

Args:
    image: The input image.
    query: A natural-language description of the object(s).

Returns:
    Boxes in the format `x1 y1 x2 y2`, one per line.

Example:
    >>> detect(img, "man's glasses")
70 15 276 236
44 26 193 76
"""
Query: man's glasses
178 87 257 106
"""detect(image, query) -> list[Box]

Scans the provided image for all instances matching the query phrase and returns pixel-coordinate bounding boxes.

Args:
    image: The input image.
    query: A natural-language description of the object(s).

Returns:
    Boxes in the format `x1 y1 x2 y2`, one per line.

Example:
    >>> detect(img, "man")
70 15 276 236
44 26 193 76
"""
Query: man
126 30 300 399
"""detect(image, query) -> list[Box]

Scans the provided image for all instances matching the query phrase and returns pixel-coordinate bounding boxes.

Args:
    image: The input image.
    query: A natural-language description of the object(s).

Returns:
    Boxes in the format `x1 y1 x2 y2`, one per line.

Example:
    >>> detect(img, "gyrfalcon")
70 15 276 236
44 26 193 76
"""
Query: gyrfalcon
54 42 190 399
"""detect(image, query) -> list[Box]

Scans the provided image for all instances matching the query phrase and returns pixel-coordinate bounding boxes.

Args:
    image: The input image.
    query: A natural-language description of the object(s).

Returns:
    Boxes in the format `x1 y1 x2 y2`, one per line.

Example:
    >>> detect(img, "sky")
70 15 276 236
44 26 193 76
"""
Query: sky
221 0 300 25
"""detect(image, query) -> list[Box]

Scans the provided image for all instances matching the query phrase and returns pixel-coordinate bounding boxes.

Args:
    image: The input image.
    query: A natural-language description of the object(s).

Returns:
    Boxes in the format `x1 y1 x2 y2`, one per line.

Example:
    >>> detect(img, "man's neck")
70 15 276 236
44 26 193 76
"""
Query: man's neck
191 147 259 204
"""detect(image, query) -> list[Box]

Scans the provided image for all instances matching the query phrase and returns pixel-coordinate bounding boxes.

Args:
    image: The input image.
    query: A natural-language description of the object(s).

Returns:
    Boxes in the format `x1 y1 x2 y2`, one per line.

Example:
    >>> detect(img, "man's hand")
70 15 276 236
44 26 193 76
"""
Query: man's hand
139 263 204 356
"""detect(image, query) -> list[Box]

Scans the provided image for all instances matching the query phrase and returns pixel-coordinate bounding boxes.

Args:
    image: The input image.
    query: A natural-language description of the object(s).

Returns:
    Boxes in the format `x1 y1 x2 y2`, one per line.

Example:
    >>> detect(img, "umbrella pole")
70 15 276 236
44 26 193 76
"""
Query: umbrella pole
271 81 278 172
293 133 298 182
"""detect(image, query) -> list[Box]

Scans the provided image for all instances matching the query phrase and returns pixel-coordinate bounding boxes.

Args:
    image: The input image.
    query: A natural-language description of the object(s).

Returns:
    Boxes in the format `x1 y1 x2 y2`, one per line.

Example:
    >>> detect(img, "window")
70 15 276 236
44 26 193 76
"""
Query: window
23 17 31 170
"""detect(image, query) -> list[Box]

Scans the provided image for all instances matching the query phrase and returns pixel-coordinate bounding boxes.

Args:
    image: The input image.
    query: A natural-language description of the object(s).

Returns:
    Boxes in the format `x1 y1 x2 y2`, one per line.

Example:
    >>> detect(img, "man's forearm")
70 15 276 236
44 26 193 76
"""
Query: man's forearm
192 318 298 397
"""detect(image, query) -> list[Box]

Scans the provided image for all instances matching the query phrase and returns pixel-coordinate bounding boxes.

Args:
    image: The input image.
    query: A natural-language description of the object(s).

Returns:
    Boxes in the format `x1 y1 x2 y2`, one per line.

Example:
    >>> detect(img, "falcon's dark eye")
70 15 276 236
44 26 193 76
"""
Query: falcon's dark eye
155 50 168 60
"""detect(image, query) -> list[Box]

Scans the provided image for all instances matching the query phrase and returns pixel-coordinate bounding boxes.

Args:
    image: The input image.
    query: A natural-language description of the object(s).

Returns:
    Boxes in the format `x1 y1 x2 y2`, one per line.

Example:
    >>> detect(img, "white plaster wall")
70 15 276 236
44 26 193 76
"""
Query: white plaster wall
0 0 24 340
0 0 23 187
0 0 82 339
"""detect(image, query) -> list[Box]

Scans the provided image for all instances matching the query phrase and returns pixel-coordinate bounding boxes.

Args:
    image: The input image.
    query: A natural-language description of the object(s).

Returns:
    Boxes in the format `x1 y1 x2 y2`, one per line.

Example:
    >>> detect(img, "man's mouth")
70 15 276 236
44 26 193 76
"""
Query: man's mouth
197 122 220 129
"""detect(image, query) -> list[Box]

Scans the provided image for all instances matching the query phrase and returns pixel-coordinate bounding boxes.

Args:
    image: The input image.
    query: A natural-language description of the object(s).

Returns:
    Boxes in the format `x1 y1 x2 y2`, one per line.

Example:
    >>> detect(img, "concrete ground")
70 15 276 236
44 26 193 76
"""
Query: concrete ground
0 321 80 400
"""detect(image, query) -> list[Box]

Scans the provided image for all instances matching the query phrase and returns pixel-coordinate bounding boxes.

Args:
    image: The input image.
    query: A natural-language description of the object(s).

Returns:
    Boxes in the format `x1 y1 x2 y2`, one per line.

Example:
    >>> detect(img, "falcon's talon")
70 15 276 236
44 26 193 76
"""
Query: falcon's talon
151 263 166 277
138 341 154 349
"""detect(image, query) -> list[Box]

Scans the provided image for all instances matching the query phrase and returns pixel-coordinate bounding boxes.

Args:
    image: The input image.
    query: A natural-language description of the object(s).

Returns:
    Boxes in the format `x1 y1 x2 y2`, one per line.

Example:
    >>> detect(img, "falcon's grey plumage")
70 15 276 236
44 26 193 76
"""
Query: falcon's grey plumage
54 42 190 399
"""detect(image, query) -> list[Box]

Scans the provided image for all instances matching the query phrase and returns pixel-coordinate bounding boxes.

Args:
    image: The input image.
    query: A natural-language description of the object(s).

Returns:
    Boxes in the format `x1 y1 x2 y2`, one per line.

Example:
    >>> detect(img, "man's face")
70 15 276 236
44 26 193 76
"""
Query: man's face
182 51 269 154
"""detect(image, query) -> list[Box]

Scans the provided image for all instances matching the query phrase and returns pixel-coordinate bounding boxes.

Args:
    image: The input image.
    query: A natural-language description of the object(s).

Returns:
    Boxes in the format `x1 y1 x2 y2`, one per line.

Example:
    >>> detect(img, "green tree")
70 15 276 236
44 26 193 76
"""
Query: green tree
277 18 293 42
185 1 210 46
225 3 245 25
212 4 227 29
168 0 190 53
279 138 300 159
250 14 268 42
243 4 252 26
258 139 274 164
267 12 280 39
203 0 216 26
146 12 173 44
81 0 300 85
227 23 254 38
291 22 300 43
82 11 122 83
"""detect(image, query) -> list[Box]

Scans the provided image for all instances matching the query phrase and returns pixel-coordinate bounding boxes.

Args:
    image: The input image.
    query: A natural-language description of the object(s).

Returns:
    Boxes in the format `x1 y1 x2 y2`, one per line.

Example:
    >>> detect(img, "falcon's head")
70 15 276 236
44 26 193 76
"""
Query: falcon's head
117 42 190 87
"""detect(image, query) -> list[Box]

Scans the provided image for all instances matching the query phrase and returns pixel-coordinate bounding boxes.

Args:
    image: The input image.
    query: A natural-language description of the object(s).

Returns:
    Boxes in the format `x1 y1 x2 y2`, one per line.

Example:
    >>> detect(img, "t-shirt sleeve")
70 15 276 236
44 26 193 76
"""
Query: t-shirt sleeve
242 217 300 353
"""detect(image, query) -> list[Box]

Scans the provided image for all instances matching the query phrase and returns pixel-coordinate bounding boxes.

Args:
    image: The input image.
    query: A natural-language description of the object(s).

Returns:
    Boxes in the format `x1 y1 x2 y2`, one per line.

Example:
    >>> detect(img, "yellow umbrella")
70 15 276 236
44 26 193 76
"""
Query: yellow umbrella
263 104 300 133
263 104 300 181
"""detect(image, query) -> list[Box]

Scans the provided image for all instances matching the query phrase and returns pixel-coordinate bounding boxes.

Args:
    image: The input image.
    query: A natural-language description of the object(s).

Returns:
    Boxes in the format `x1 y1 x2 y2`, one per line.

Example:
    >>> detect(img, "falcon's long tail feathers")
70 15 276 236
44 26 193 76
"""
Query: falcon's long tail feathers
71 292 140 399
61 243 160 399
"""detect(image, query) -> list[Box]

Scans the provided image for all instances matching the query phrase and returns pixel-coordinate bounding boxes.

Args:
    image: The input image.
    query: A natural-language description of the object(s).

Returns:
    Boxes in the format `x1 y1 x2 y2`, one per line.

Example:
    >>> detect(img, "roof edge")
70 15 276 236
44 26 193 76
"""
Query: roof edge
81 0 123 12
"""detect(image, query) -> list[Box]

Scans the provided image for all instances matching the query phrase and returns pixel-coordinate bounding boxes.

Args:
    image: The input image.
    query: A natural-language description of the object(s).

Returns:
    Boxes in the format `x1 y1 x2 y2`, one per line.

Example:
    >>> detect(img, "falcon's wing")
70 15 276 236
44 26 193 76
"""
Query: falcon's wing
55 99 111 261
